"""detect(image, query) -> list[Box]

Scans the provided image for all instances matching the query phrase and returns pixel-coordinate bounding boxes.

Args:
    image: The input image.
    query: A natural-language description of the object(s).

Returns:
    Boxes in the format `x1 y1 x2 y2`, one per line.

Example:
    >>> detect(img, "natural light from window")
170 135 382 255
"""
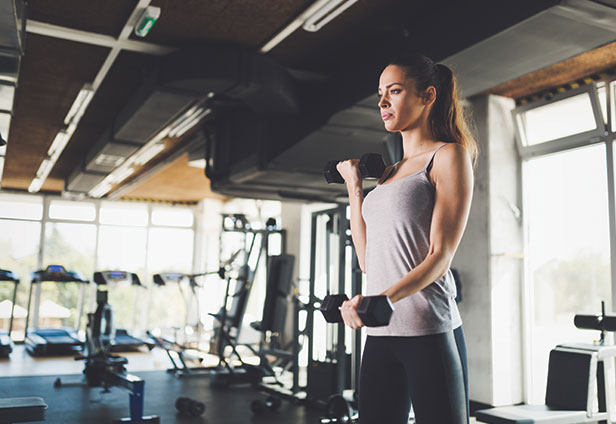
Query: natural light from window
524 143 610 403
518 92 597 146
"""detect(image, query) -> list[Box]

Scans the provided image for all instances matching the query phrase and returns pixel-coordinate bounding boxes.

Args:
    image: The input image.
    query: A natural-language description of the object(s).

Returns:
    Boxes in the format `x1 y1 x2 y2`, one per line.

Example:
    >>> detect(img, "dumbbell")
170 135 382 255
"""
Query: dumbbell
324 153 387 184
320 294 394 327
250 395 282 414
320 394 357 423
175 397 206 417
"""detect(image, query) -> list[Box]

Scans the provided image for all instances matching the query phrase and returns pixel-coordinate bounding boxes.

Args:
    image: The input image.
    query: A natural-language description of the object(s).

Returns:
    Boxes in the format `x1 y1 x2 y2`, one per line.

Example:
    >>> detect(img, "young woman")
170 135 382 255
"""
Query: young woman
336 53 477 423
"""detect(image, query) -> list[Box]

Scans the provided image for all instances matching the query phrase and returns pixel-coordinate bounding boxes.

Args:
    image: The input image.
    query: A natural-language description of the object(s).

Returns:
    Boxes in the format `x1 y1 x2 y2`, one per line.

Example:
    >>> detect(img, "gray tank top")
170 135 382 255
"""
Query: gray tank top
362 143 462 336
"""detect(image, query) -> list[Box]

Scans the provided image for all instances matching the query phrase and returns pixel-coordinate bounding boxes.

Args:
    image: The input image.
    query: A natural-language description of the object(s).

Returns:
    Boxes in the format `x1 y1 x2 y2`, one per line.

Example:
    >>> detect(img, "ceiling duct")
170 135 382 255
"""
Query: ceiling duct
204 0 616 202
0 0 25 182
443 0 616 97
206 95 396 203
67 45 300 194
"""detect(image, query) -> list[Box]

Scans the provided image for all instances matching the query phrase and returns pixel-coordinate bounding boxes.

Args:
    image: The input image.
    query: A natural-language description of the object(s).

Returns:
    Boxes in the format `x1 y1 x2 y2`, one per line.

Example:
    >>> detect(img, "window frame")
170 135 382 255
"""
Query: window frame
519 75 616 403
512 84 606 159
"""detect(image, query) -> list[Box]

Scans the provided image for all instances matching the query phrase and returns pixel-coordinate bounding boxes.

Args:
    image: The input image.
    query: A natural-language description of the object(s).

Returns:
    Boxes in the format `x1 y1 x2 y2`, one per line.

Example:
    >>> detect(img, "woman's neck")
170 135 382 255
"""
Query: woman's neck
400 122 437 161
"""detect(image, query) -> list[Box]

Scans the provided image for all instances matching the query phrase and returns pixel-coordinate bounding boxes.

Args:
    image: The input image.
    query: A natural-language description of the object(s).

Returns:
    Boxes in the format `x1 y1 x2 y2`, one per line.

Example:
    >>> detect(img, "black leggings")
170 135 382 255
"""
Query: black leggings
359 326 469 424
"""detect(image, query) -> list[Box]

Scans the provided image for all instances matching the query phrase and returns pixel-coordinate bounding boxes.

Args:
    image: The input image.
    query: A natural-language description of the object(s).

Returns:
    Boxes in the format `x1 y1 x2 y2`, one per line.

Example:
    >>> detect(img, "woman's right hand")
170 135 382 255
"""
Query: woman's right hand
336 159 362 187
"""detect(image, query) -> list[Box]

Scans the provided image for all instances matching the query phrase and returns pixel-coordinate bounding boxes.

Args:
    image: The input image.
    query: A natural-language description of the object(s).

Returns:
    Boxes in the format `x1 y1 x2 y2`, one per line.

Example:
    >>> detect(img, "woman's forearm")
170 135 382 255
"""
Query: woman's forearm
347 182 367 273
381 248 452 303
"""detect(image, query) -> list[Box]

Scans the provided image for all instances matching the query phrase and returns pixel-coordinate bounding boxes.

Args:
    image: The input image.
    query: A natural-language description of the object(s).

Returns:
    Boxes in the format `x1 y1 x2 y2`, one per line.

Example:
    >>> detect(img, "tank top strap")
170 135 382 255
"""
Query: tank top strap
423 142 451 172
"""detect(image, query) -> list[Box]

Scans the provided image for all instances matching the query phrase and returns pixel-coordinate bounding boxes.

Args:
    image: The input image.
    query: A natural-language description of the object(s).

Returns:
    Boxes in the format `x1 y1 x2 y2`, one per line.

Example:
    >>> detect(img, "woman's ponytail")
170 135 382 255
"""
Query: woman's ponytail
432 63 478 168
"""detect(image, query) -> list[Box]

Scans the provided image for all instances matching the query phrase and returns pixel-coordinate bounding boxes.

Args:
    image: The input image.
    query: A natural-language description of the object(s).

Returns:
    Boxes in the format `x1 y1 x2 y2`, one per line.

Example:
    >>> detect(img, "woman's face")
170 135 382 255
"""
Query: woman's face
377 65 434 133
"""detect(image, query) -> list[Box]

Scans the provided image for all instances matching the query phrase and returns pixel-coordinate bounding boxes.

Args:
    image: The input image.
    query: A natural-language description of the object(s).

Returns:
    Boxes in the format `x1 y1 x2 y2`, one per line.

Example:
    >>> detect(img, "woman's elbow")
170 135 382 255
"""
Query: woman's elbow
429 248 455 275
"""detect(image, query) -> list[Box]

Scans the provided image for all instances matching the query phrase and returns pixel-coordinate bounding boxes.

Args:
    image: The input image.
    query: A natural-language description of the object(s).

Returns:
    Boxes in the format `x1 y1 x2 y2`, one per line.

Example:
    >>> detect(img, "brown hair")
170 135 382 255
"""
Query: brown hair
387 53 478 167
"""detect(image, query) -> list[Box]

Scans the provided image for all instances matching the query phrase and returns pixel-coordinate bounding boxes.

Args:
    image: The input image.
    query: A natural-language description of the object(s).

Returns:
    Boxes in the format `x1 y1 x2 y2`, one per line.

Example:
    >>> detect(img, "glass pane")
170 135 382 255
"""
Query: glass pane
0 113 10 142
524 143 610 403
42 223 96 331
0 219 40 340
0 195 43 220
97 226 147 272
520 92 598 146
610 81 616 131
43 223 96 278
100 202 148 226
147 227 194 332
49 200 96 221
0 83 15 111
597 83 607 125
151 207 194 227
96 226 148 332
38 281 85 331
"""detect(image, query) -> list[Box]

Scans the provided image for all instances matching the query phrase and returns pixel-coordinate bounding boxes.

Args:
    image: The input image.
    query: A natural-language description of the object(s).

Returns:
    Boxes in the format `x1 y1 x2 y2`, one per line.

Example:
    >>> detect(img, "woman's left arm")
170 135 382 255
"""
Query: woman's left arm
382 143 474 303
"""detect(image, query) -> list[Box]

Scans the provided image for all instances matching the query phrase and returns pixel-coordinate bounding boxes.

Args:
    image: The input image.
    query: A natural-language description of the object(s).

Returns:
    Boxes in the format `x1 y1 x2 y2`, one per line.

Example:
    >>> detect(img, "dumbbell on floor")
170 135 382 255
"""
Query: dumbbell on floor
175 397 206 417
251 395 282 414
320 294 394 327
324 153 387 184
320 395 357 423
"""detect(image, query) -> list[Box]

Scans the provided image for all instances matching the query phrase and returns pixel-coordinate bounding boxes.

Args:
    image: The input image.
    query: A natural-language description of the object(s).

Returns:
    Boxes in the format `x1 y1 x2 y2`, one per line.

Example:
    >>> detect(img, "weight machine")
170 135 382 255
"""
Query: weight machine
54 284 159 423
477 301 616 424
149 213 288 389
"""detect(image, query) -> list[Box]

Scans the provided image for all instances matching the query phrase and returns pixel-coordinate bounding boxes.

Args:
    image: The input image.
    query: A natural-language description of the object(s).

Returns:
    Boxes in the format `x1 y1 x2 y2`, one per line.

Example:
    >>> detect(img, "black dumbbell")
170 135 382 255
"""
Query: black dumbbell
320 395 357 423
324 153 387 184
175 397 206 417
251 395 282 414
320 294 394 327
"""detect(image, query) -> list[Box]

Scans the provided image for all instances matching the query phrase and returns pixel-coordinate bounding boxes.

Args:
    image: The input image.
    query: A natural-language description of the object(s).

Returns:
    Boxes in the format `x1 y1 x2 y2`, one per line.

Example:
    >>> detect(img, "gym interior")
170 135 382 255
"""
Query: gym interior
0 1 615 423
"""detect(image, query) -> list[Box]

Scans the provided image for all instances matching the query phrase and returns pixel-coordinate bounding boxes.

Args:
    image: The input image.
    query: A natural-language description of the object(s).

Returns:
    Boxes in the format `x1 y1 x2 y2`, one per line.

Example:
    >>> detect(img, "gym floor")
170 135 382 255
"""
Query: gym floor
0 345 319 424
1 345 479 423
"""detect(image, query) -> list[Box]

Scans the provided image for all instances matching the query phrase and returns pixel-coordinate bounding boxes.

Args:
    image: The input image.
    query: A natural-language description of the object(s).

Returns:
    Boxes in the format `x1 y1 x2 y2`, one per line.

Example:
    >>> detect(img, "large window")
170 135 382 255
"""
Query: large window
146 211 195 334
523 144 611 402
516 77 615 403
41 222 96 331
97 201 150 331
0 218 40 340
0 194 199 338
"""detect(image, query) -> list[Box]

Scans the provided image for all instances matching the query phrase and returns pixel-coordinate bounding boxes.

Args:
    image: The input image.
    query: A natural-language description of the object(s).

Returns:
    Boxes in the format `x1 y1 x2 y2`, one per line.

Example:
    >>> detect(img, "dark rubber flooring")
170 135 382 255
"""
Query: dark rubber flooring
0 371 322 424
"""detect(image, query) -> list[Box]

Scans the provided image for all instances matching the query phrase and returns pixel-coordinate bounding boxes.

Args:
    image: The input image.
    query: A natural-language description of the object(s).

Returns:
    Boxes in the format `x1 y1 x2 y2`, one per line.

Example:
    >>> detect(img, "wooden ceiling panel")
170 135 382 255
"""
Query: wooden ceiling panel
1 34 109 191
487 41 616 99
51 50 160 180
134 0 313 48
27 0 138 37
120 153 227 202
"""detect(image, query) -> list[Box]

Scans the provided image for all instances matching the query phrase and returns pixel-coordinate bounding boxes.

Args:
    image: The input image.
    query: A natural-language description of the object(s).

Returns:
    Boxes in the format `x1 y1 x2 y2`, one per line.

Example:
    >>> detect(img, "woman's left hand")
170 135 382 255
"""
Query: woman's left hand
340 294 364 330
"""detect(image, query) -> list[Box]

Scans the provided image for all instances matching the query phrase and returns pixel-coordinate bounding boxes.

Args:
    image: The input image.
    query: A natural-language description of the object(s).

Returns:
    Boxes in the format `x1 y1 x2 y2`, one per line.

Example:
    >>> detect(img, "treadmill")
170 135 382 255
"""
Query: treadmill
24 265 88 356
93 270 154 352
0 269 19 357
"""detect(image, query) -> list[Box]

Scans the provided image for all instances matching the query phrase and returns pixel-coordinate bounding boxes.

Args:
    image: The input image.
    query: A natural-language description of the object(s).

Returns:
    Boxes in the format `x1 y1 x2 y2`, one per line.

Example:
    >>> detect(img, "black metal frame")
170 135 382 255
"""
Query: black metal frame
23 265 89 356
150 219 288 383
306 205 362 400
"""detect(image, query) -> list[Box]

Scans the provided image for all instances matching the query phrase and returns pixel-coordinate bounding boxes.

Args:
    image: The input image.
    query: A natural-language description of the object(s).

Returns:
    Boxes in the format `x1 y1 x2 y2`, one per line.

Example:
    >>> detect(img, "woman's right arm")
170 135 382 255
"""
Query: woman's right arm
336 160 367 273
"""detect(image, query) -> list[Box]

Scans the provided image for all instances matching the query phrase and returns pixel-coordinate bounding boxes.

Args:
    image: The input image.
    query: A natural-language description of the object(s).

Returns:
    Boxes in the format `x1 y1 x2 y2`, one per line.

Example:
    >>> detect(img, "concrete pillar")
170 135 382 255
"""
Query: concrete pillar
454 94 523 406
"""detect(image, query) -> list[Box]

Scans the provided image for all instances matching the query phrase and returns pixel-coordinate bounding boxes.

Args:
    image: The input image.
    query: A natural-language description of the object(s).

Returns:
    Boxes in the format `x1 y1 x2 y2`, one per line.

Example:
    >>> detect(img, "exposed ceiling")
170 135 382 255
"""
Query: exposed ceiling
0 0 615 203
